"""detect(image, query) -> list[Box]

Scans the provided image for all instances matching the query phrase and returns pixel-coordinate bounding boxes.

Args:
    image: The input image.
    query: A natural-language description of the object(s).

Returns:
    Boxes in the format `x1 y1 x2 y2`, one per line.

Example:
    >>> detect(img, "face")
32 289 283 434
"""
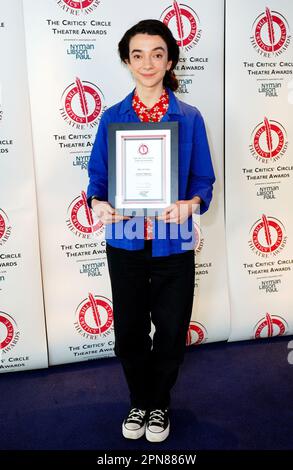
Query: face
126 33 172 90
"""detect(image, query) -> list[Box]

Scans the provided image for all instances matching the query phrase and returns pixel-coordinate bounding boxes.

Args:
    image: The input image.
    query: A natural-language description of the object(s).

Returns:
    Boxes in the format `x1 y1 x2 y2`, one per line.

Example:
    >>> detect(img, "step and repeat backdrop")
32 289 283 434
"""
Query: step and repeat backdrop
226 0 293 340
0 0 292 373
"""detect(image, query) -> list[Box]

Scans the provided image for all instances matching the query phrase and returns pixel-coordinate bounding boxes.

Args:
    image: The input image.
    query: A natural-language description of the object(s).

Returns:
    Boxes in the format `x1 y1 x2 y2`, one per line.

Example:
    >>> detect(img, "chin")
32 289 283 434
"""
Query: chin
140 78 164 88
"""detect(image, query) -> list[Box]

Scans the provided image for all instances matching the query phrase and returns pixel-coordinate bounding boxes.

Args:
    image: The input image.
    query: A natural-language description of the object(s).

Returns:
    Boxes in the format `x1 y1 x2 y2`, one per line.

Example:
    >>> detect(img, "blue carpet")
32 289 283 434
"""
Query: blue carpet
0 336 293 451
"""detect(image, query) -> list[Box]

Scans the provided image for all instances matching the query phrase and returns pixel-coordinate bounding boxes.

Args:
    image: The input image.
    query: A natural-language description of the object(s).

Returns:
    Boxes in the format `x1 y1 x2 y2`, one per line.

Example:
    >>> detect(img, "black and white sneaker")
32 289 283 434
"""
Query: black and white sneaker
122 408 147 439
145 409 170 442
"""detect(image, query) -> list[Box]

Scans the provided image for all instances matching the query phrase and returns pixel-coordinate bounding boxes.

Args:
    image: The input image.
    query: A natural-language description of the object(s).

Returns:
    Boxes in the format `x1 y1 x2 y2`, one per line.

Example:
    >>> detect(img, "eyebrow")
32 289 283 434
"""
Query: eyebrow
130 46 166 54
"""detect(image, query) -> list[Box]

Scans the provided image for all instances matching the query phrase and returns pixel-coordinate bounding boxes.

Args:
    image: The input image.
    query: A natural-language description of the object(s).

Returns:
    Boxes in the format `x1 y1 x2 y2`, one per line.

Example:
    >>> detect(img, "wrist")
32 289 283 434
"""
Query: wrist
190 196 201 205
189 196 201 215
89 195 100 208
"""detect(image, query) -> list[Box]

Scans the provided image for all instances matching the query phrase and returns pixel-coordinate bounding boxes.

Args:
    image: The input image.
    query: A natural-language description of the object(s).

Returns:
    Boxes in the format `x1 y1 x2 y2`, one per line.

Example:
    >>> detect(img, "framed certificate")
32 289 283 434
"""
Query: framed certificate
108 122 178 216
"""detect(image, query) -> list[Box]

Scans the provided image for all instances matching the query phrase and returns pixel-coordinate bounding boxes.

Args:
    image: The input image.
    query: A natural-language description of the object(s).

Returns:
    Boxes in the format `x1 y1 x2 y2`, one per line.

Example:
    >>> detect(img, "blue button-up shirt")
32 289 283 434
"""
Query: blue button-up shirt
87 88 215 257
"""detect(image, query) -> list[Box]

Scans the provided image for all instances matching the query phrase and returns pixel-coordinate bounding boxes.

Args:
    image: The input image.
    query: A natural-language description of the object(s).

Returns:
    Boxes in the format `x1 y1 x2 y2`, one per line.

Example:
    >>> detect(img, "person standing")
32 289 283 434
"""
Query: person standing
87 19 215 442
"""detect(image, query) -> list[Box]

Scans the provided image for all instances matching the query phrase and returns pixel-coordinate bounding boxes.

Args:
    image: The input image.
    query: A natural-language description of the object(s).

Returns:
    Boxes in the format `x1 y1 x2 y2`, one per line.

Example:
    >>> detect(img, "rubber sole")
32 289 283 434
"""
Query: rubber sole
145 423 170 442
122 422 146 440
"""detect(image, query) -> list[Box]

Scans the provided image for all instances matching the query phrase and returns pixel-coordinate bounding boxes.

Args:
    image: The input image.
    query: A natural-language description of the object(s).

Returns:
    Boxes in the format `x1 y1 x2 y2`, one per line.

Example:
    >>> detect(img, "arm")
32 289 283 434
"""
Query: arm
186 111 215 215
87 112 109 205
87 112 129 224
158 111 215 224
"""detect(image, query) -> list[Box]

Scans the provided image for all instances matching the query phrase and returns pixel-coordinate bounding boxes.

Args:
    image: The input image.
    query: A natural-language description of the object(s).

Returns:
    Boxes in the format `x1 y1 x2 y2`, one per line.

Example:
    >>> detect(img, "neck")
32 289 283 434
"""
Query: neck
135 83 164 108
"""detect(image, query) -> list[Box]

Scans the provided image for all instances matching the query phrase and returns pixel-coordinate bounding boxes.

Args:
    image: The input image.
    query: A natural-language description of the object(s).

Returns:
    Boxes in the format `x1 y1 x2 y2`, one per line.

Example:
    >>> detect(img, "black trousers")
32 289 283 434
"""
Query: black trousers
106 241 195 409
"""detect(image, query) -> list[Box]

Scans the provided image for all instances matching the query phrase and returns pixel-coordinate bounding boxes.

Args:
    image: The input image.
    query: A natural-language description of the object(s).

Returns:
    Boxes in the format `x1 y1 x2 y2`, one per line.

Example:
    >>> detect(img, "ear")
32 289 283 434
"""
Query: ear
167 60 172 71
125 58 132 71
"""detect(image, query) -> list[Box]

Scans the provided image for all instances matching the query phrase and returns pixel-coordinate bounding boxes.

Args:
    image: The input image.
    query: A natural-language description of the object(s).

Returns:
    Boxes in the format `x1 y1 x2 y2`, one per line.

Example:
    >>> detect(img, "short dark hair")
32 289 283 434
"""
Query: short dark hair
118 19 179 91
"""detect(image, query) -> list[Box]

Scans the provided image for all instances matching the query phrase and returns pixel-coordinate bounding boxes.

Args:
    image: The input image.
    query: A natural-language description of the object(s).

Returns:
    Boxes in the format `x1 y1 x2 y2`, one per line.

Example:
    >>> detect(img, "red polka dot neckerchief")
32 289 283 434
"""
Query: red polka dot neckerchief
132 89 169 240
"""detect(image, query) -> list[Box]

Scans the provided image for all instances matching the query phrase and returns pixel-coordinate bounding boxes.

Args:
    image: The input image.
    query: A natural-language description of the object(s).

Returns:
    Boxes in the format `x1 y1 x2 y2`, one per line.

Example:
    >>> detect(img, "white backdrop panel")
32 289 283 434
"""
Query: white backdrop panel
0 0 48 372
226 0 293 341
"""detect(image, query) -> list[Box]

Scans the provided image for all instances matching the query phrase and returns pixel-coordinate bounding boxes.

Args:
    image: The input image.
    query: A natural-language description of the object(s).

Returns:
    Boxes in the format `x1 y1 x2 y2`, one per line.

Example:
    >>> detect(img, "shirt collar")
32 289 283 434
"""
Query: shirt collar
119 87 184 116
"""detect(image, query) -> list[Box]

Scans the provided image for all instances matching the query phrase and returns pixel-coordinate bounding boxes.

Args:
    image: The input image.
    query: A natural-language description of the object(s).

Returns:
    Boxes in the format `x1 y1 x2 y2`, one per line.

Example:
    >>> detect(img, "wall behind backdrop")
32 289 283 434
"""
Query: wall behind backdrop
0 0 292 373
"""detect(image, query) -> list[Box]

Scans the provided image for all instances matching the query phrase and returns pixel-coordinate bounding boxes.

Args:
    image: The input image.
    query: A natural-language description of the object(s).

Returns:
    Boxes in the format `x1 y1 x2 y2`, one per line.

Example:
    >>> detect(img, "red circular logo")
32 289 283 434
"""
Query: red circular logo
63 0 95 8
0 312 19 353
57 0 100 14
0 213 6 240
75 293 113 338
67 191 104 237
249 215 286 256
252 8 290 55
160 2 201 49
138 144 149 155
0 209 11 246
254 313 287 338
60 78 105 128
251 118 287 162
193 221 204 253
186 321 207 345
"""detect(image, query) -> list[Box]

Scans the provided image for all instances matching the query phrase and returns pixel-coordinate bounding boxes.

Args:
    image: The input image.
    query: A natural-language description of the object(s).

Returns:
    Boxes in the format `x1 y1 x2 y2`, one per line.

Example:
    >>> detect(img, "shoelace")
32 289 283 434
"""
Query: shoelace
148 409 166 426
126 408 146 422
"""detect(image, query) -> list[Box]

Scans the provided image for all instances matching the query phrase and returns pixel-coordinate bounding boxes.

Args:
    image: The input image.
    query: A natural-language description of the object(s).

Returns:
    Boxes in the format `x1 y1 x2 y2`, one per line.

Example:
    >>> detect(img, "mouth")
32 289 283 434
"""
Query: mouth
140 73 157 78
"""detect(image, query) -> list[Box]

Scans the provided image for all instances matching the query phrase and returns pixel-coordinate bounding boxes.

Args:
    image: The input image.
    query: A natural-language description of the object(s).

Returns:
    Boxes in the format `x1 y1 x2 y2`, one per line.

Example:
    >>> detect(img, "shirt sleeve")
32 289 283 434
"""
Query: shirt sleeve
86 111 109 206
186 111 216 215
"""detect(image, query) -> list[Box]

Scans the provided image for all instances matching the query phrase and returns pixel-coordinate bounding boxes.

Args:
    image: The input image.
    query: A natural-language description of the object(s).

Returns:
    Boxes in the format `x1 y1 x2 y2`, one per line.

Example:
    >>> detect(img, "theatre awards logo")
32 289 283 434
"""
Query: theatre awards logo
66 191 104 238
186 321 207 346
250 117 288 164
0 82 3 123
160 1 202 51
251 7 291 57
60 77 106 129
254 312 287 339
249 214 287 257
56 0 100 15
74 293 113 339
193 220 204 253
0 311 20 354
0 209 12 247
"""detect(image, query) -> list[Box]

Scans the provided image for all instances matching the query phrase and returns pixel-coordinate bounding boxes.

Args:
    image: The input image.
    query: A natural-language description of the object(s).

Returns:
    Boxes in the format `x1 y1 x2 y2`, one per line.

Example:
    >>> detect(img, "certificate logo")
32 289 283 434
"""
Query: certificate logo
74 293 113 339
249 214 287 257
186 321 207 345
254 312 287 339
0 311 20 353
251 7 291 57
138 144 149 155
56 0 100 15
250 117 288 163
0 209 12 247
66 190 104 238
60 77 106 129
160 1 202 51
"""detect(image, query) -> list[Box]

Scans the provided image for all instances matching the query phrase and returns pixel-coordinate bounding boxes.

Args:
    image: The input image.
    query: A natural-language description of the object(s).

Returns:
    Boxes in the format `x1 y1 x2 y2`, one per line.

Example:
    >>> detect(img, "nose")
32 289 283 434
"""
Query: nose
142 54 153 69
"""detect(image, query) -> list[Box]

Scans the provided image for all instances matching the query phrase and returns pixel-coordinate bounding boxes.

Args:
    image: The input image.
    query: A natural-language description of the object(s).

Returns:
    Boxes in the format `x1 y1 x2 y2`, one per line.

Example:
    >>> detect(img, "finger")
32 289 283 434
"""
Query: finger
157 205 176 220
95 208 114 219
102 204 115 214
161 204 176 216
158 214 178 223
157 213 172 221
165 217 179 224
111 214 131 222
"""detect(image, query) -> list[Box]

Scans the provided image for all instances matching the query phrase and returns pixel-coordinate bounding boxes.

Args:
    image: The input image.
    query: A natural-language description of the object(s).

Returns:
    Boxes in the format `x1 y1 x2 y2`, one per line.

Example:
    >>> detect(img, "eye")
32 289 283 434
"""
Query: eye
133 54 142 60
154 53 163 59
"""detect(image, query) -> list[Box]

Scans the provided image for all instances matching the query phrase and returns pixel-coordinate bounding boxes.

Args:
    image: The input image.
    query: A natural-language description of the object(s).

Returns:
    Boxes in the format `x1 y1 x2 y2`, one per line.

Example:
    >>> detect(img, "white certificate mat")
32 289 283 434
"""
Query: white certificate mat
108 122 178 216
